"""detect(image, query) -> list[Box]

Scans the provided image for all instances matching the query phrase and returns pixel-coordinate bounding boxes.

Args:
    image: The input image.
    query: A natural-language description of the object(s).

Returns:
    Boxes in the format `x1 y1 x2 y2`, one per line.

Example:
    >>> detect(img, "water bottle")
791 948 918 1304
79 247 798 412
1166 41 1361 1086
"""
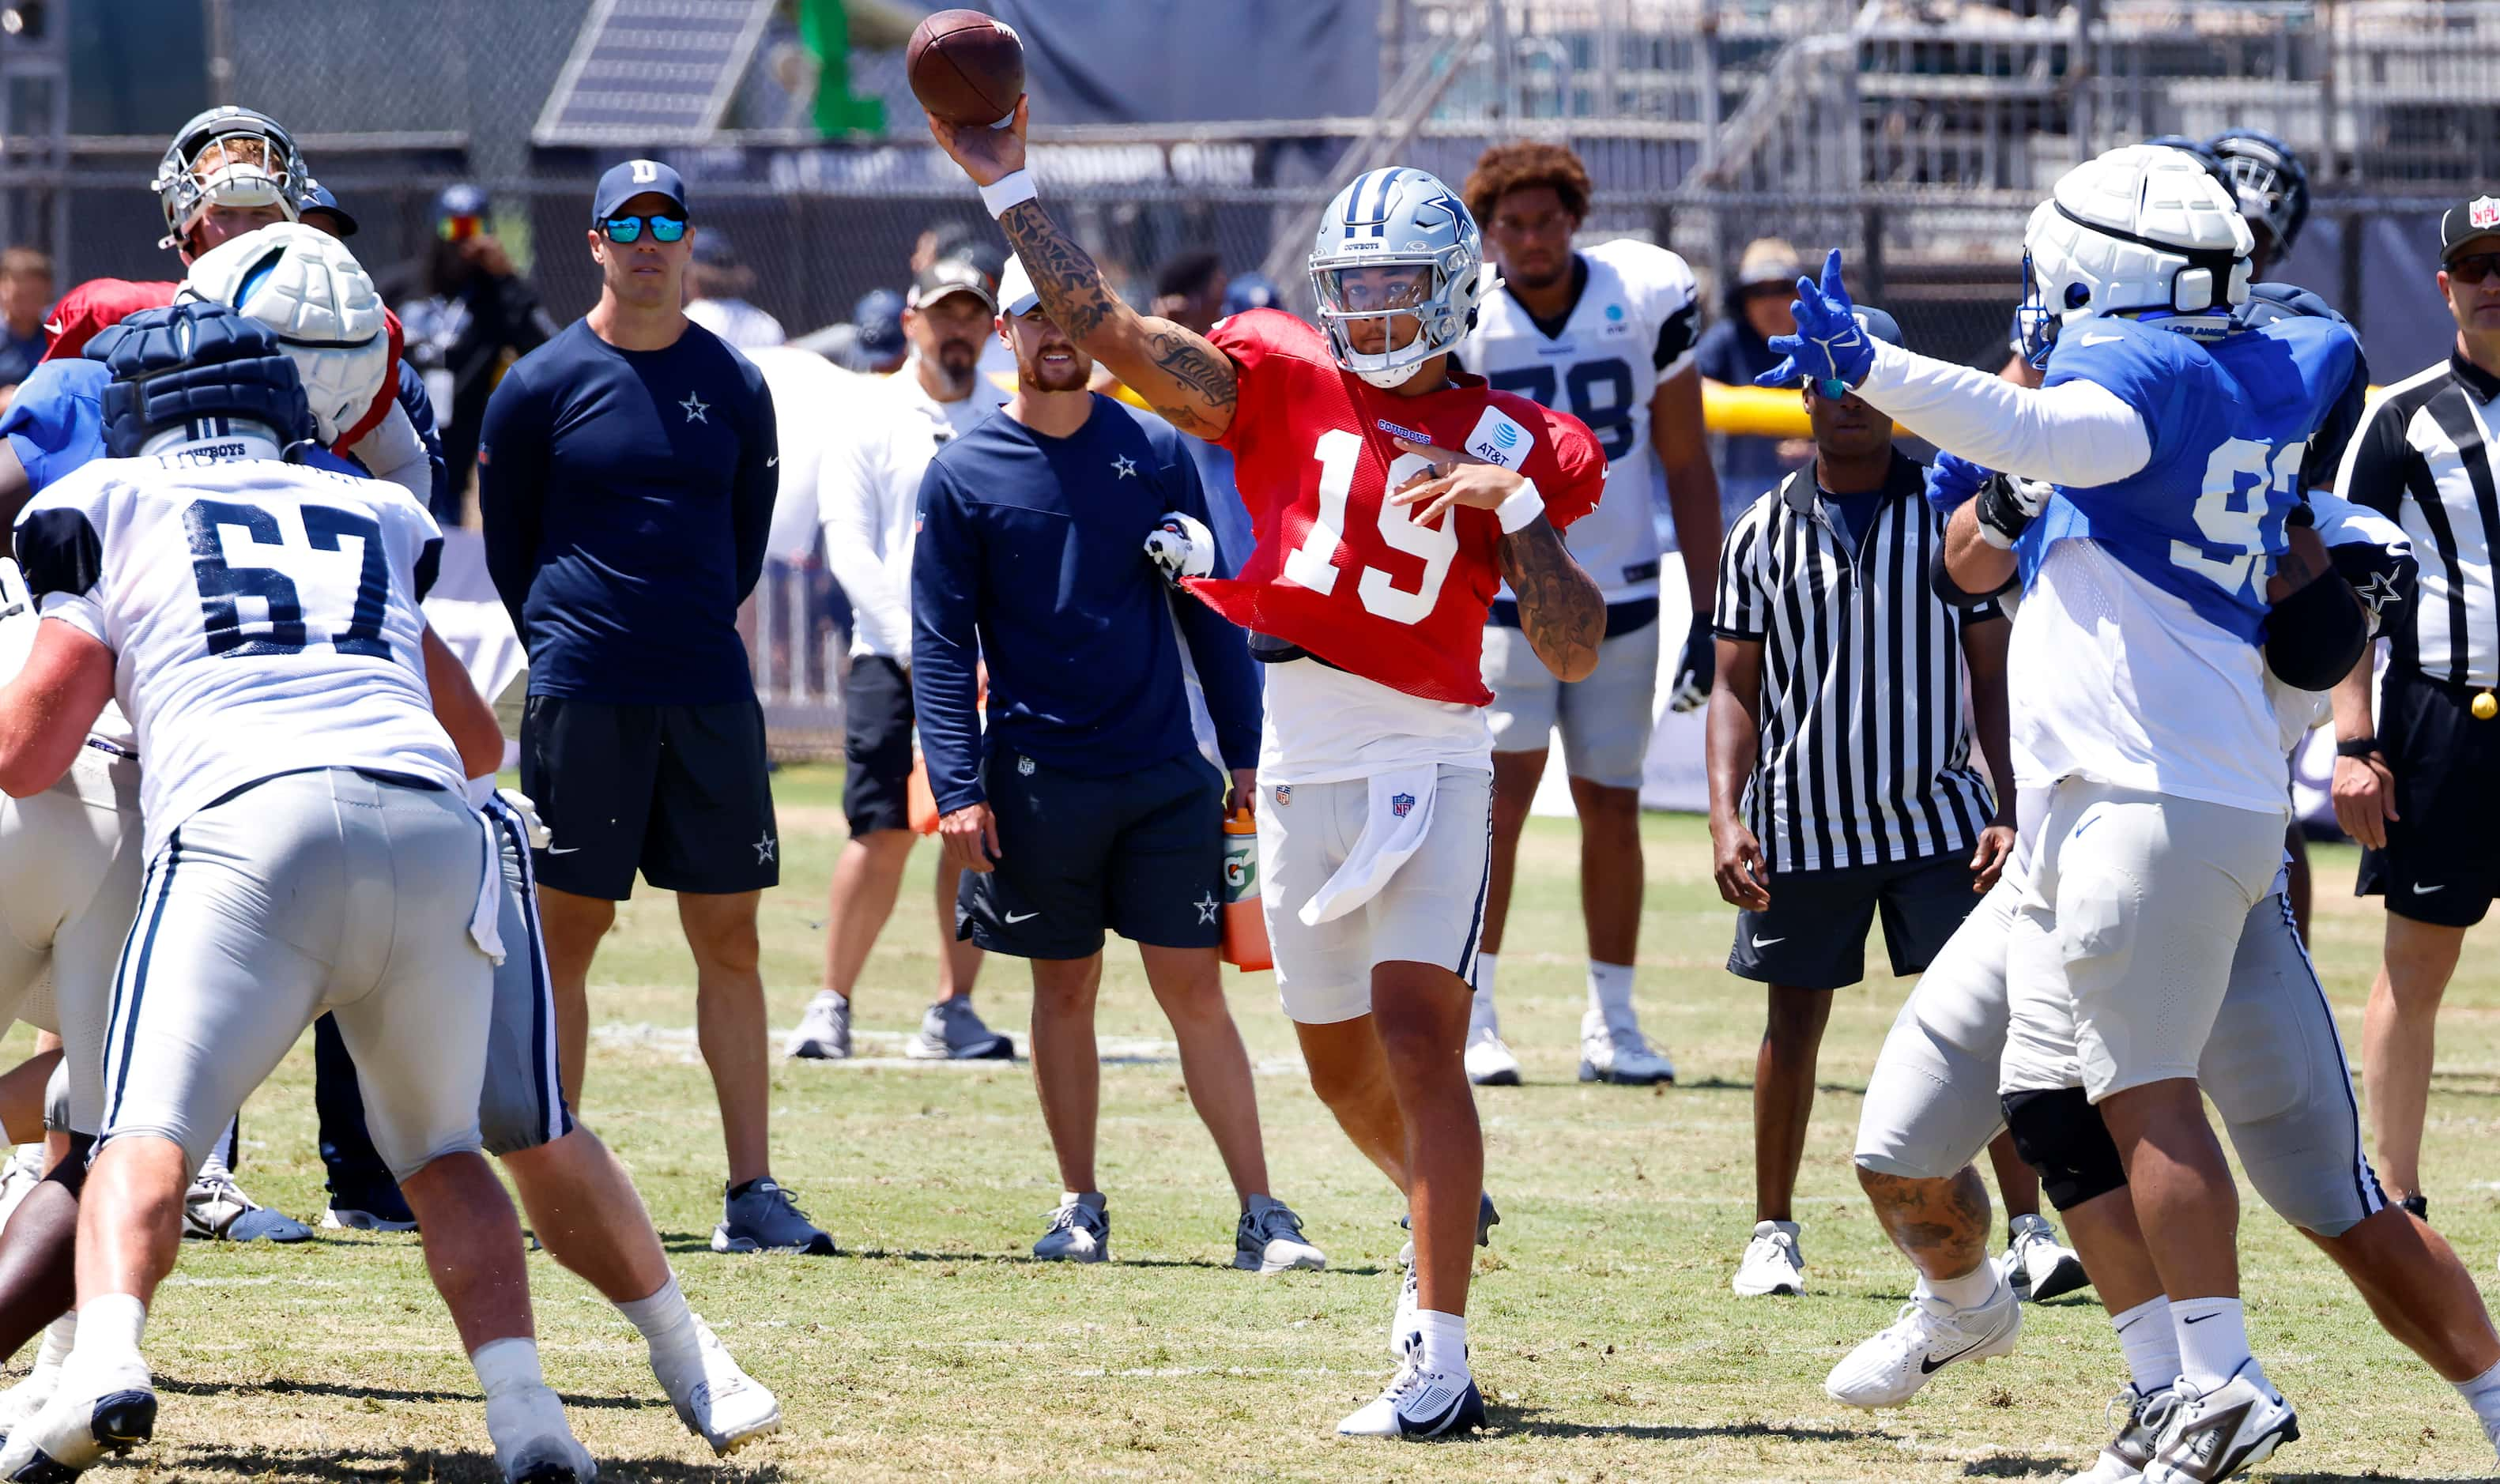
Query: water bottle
1220 808 1271 972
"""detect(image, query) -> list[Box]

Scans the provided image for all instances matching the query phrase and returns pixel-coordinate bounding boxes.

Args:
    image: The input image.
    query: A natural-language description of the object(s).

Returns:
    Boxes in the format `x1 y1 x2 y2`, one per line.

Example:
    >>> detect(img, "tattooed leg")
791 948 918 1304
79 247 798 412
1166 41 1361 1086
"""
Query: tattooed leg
1859 1164 1993 1282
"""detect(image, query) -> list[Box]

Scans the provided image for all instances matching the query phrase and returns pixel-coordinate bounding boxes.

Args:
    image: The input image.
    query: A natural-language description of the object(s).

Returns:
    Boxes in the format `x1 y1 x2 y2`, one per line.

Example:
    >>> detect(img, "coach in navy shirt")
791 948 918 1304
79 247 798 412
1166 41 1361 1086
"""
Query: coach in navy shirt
479 160 829 1257
911 257 1324 1269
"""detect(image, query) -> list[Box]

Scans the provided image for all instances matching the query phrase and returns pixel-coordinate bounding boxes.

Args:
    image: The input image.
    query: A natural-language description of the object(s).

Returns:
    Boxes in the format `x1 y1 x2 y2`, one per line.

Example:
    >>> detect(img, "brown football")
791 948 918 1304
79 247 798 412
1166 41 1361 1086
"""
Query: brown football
907 9 1025 127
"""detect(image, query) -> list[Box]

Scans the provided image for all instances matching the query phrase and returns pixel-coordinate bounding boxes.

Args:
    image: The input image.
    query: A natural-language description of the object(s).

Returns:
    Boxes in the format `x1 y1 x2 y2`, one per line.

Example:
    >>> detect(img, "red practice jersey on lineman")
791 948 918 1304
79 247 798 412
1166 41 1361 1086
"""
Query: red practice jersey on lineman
43 278 407 450
1185 308 1606 706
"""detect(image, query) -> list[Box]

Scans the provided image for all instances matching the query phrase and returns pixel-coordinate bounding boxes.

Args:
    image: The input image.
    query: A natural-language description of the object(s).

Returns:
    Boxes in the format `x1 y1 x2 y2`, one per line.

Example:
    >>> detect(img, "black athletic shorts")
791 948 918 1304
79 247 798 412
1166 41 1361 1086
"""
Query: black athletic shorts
1729 849 1980 991
842 655 914 837
520 695 779 901
956 750 1226 960
2357 667 2500 928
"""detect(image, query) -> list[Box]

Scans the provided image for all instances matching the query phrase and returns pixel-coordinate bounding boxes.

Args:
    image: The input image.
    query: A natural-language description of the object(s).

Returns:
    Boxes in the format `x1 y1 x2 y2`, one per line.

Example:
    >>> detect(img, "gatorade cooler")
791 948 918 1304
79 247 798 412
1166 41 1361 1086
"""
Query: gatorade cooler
1221 808 1271 971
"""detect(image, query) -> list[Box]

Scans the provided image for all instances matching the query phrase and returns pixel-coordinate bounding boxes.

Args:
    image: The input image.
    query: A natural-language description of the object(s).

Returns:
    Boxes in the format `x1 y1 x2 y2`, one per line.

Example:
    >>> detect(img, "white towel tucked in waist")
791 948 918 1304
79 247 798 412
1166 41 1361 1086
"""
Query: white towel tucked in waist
1298 766 1439 926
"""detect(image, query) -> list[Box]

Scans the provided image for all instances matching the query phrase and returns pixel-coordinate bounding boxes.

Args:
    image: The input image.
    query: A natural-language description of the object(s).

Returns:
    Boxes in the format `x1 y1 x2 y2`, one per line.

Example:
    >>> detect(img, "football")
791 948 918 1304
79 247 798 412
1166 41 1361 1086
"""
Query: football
907 9 1025 127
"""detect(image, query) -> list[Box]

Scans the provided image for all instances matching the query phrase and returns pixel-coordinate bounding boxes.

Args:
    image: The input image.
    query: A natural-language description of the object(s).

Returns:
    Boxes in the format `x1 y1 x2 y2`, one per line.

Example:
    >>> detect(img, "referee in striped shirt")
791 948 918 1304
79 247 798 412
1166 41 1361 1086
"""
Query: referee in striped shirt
1706 305 2017 1296
2332 194 2500 1222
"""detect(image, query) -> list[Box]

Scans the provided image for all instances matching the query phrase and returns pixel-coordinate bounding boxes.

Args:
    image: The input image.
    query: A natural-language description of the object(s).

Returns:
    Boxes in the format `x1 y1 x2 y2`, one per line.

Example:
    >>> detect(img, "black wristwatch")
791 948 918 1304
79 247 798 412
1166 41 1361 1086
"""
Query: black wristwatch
2335 736 2380 759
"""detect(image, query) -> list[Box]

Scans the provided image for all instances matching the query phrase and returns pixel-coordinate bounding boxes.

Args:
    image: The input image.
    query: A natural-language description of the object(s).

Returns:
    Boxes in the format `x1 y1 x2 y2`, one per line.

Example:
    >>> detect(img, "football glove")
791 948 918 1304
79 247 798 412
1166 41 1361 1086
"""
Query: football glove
1924 450 1994 518
1666 614 1714 713
1974 472 2053 550
496 788 552 851
1144 510 1215 586
1753 249 1872 394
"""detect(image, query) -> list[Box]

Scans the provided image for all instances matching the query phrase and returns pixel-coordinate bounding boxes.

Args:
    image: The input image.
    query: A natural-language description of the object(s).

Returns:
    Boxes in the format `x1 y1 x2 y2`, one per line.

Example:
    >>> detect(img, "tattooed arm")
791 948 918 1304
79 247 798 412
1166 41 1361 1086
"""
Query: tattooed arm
1498 518 1604 682
926 100 1239 441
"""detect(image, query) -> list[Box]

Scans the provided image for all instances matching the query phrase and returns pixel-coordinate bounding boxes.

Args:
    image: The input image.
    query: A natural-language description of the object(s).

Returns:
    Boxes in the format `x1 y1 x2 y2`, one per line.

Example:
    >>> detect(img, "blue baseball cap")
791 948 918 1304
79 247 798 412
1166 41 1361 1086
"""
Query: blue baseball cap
854 289 905 359
434 182 489 224
1853 304 1904 349
591 160 689 224
300 181 358 237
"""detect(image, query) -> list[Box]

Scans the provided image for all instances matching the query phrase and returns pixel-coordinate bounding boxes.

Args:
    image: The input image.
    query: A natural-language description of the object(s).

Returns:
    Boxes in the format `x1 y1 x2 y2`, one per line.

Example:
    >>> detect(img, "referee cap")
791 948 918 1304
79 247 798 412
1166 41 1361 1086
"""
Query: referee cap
2441 194 2500 262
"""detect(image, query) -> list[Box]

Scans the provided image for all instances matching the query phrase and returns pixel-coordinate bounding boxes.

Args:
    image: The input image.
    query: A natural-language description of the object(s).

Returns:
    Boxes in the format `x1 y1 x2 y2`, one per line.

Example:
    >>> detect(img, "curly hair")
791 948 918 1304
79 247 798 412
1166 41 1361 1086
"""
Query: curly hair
1461 141 1592 228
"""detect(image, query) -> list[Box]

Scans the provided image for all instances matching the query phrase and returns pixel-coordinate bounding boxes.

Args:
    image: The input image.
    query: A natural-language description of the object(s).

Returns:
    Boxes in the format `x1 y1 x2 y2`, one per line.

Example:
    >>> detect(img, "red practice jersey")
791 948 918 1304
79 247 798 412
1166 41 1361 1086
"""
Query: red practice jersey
43 277 407 450
1186 308 1606 706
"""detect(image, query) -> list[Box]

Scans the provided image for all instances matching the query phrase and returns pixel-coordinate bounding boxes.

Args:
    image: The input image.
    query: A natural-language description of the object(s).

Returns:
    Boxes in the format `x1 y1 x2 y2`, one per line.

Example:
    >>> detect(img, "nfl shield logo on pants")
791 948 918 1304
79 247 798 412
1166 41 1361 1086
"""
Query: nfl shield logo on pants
1390 792 1416 818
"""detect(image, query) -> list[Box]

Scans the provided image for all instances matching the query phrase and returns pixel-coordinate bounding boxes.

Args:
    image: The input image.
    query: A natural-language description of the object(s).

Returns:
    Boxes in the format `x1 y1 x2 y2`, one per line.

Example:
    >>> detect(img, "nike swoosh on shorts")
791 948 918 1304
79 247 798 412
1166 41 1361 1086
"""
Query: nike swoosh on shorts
1005 910 1039 923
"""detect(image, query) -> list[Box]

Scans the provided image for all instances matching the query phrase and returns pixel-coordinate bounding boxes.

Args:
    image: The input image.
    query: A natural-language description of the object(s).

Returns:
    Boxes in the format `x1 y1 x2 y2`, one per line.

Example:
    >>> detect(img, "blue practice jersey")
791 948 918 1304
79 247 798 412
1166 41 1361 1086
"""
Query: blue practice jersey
2 356 366 491
2017 311 2359 642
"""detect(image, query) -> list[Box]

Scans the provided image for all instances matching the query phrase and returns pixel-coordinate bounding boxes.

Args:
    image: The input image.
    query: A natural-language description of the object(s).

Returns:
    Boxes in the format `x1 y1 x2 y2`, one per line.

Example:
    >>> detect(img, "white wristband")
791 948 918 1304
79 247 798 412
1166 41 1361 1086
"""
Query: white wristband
1495 479 1545 534
979 169 1037 218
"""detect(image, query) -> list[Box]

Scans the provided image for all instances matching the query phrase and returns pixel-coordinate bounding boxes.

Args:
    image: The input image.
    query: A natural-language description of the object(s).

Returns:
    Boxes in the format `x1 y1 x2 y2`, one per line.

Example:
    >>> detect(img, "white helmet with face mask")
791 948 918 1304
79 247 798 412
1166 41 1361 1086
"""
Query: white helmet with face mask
1307 167 1489 389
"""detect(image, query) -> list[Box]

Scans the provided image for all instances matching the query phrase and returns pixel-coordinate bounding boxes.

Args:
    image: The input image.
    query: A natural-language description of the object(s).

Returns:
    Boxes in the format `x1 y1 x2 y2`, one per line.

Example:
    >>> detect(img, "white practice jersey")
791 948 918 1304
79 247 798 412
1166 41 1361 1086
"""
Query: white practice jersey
0 557 135 755
1460 238 1701 604
13 439 463 858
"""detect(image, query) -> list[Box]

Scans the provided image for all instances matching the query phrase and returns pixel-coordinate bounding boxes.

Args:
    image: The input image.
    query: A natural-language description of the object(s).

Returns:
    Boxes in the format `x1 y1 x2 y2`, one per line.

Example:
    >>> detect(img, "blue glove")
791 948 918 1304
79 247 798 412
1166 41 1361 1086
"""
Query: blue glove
1924 450 1995 518
1752 249 1872 394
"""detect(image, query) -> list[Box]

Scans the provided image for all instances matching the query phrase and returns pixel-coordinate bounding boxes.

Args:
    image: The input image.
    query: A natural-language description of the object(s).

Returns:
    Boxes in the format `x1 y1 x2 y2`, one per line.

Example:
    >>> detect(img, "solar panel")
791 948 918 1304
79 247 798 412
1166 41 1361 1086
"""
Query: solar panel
534 0 775 146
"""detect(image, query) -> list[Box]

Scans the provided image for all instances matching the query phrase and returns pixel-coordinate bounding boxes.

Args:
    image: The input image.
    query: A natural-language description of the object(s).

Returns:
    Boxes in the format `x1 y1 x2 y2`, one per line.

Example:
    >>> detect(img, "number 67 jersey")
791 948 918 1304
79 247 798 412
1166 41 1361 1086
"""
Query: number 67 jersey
1186 308 1606 708
13 442 464 859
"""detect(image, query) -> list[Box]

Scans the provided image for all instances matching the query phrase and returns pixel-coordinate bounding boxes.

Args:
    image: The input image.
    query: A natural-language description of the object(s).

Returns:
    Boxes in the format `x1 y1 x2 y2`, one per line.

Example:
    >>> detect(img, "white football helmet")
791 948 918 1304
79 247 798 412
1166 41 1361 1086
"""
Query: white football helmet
2016 143 2253 367
1308 167 1487 388
179 222 389 445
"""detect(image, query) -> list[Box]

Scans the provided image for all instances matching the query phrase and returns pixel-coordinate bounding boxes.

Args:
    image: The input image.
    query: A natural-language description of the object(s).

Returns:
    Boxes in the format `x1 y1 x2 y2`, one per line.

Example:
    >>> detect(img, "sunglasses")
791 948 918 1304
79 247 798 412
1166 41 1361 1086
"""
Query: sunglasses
599 213 686 245
2449 250 2500 285
439 213 485 243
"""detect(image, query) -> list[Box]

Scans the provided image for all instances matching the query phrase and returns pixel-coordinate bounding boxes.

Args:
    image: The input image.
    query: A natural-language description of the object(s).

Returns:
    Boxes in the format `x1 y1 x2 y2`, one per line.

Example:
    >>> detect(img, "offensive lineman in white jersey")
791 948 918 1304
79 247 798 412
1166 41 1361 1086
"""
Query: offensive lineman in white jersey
0 303 594 1482
1454 142 1721 1086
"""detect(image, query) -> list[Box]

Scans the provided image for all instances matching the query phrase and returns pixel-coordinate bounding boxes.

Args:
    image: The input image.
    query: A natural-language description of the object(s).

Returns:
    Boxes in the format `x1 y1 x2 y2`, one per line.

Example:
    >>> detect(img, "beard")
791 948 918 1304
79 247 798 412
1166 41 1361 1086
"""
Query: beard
1021 352 1091 393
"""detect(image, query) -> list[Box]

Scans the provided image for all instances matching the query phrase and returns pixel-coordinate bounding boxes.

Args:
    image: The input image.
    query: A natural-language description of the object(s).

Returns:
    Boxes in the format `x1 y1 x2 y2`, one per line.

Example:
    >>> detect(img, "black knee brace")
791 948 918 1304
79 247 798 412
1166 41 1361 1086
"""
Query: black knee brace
2001 1087 2129 1211
38 1132 92 1198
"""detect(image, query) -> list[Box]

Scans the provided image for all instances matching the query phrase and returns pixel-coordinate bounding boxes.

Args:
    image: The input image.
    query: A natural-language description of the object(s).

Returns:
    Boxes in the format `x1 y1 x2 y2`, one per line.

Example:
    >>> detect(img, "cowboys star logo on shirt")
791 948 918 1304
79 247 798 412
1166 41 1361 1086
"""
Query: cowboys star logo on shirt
1390 792 1416 818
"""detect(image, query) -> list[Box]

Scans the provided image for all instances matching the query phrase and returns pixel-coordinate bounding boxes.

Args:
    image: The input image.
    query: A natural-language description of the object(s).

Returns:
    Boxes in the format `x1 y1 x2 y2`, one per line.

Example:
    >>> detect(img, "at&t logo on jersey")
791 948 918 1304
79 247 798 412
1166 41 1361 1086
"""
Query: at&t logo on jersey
1465 407 1535 470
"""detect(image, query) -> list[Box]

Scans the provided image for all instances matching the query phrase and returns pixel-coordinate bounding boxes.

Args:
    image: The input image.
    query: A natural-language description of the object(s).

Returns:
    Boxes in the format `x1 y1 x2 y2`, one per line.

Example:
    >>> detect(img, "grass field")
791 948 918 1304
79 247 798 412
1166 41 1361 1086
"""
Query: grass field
47 762 2500 1482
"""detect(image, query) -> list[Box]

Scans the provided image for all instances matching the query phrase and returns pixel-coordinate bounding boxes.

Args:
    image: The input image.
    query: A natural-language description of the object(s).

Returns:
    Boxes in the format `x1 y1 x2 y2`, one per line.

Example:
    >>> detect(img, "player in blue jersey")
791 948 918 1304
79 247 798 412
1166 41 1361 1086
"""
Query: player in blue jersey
1761 144 2364 1482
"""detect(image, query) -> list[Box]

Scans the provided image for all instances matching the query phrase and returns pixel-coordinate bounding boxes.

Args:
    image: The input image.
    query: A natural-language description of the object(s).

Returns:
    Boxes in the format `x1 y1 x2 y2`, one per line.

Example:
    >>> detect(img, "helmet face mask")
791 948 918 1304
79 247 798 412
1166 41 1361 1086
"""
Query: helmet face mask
1309 168 1485 389
153 107 307 253
2207 129 2311 262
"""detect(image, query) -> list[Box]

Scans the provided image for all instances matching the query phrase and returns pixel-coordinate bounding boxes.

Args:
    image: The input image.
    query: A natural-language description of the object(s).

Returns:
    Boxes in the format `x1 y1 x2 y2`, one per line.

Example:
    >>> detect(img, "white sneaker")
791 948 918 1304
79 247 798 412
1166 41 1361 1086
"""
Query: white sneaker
1463 1026 1521 1087
2066 1384 2171 1482
782 992 851 1060
1824 1271 2022 1407
2005 1212 2091 1302
0 1356 156 1480
1578 1023 1674 1086
659 1316 781 1456
1032 1193 1109 1263
1731 1219 1805 1296
1334 1355 1485 1439
1232 1196 1325 1274
485 1380 598 1484
2144 1367 2299 1483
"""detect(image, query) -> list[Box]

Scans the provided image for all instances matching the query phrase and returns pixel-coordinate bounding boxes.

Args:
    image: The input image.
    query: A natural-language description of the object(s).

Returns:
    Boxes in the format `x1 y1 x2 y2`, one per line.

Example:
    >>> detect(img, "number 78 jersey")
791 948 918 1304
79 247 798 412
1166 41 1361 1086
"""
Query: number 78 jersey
1190 310 1607 706
14 446 464 858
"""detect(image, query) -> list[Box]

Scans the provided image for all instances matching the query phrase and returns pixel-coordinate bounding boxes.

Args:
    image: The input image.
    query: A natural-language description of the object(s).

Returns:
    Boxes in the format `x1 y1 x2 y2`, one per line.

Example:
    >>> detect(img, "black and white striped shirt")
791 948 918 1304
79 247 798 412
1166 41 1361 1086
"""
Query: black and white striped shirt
1711 453 2001 873
2336 351 2500 687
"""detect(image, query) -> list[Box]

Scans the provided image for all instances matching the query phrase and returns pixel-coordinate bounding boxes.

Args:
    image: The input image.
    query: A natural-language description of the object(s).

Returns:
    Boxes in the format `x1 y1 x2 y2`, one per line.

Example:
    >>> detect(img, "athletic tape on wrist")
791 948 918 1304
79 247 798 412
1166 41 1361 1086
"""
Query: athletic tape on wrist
981 170 1038 218
1496 480 1544 534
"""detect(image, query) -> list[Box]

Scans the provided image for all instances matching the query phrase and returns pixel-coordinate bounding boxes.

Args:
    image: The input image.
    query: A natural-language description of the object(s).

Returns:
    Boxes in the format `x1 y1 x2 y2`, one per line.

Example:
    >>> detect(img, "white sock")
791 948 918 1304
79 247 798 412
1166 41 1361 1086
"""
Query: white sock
2171 1296 2257 1394
2111 1297 2180 1395
471 1335 547 1398
68 1294 145 1383
617 1274 700 1374
1917 1262 2000 1311
1414 1309 1469 1379
1469 955 1499 1035
34 1310 75 1371
2453 1358 2500 1437
196 1119 239 1182
1586 961 1636 1034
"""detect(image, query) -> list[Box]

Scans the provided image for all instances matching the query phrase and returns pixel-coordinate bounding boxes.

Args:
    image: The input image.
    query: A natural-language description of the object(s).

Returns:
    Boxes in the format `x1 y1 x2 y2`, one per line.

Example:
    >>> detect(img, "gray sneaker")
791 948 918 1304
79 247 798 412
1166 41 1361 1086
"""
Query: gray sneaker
784 992 852 1060
907 997 1014 1060
711 1179 836 1255
1032 1192 1110 1262
1233 1196 1325 1274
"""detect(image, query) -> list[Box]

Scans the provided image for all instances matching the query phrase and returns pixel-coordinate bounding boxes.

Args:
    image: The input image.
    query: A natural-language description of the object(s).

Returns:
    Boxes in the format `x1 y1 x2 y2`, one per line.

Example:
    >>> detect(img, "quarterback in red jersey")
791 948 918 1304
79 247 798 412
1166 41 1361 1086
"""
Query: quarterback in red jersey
932 104 1606 1440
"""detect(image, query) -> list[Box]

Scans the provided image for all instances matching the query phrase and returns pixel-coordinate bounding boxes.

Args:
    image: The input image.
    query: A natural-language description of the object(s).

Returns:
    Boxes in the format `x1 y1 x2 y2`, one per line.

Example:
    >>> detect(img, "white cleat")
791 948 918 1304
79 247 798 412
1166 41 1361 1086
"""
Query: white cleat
659 1316 780 1456
1824 1270 2022 1407
1463 1027 1521 1087
1578 1024 1674 1086
1335 1357 1486 1440
1731 1219 1805 1297
1031 1193 1110 1263
2005 1212 2091 1302
2142 1367 2298 1483
485 1381 598 1484
0 1314 71 1438
1232 1196 1325 1274
0 1358 156 1481
2065 1384 2170 1482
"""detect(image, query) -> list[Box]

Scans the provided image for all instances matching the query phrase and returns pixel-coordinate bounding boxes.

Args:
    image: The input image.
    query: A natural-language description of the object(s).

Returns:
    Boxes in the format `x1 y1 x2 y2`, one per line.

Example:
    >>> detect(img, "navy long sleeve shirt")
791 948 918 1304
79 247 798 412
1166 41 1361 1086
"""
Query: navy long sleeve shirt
477 319 777 704
911 394 1261 813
